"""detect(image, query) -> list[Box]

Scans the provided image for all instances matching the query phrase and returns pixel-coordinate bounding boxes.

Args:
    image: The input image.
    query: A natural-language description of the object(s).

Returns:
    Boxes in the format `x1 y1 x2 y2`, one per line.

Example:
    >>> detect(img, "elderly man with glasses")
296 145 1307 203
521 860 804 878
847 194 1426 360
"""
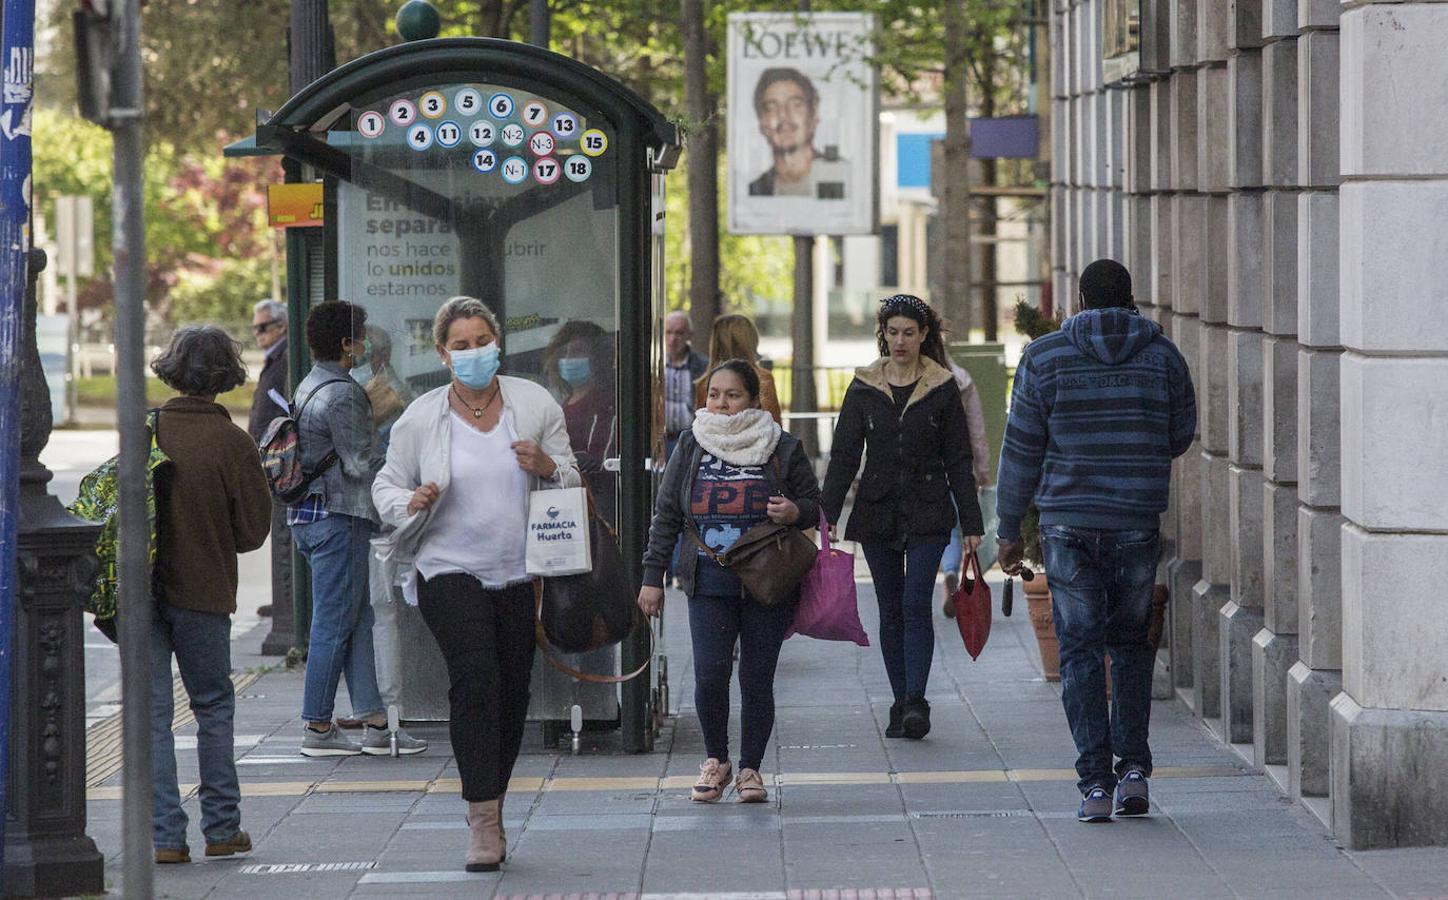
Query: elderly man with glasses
248 299 290 620
247 299 290 443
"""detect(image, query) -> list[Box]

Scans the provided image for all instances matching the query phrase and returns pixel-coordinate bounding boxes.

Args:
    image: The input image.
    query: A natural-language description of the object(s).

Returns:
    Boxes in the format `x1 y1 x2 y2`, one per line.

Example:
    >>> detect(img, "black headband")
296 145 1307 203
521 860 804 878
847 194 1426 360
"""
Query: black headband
879 294 933 321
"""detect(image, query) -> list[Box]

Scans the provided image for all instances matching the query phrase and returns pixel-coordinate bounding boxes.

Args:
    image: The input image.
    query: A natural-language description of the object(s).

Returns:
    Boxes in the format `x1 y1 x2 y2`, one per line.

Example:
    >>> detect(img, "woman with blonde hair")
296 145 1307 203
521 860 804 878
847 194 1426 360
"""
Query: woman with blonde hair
373 296 580 873
693 314 782 423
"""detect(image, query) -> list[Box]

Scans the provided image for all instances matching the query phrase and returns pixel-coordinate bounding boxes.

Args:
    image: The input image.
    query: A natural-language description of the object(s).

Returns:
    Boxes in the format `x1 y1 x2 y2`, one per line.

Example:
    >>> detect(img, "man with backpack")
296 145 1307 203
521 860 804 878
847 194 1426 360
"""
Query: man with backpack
996 260 1196 823
284 300 427 757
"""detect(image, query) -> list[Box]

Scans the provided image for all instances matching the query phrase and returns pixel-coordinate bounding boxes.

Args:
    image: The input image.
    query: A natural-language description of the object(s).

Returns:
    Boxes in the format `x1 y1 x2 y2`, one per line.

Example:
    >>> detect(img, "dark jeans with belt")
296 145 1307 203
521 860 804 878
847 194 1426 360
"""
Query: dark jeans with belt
861 540 949 702
1040 525 1160 794
417 574 536 802
688 563 794 772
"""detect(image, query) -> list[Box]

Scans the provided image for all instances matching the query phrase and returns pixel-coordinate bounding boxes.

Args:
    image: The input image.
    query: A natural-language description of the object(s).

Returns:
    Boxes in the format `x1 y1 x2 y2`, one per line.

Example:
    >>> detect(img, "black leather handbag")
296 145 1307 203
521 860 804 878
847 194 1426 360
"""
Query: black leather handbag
534 488 651 684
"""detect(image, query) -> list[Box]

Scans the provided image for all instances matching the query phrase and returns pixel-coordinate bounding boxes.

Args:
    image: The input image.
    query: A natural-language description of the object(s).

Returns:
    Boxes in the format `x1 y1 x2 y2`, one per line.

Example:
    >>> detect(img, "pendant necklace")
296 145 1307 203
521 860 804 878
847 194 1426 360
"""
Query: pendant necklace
452 384 499 419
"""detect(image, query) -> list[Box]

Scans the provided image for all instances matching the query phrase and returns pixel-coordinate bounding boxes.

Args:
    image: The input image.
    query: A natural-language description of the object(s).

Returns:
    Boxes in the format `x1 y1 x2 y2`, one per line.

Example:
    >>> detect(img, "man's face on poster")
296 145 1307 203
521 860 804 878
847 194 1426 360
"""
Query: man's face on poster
756 77 817 156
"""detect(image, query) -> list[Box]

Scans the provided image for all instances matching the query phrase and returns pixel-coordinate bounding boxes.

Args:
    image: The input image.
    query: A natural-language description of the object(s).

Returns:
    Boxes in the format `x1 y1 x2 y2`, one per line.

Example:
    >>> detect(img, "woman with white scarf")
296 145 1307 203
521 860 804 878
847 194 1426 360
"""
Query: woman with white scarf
638 359 821 804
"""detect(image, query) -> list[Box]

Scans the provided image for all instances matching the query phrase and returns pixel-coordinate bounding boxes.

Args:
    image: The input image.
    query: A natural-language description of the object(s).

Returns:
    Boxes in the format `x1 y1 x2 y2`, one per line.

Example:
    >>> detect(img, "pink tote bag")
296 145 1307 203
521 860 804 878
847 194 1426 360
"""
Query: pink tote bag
786 511 870 646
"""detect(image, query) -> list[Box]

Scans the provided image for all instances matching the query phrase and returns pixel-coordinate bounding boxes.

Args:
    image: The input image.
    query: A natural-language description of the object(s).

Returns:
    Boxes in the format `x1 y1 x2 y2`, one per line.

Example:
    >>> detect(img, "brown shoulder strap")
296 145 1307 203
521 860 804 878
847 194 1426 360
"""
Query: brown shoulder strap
531 580 654 684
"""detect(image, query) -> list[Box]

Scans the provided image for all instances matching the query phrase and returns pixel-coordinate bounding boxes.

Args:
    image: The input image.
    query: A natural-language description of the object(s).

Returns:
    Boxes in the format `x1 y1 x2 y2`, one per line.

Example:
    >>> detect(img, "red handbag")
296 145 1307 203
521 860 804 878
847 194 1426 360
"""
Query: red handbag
952 551 993 660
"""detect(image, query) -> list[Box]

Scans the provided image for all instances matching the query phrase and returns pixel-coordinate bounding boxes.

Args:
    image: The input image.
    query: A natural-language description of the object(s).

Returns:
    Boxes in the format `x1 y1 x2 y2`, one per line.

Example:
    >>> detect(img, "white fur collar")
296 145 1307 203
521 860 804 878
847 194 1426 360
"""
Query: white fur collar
691 408 781 466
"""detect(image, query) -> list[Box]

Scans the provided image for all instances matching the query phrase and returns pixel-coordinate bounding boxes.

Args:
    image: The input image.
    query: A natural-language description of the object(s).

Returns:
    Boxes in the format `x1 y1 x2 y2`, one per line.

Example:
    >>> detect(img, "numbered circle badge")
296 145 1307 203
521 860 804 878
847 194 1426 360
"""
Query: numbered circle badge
552 112 579 139
471 148 499 173
469 121 496 147
500 123 526 148
406 124 434 151
435 121 463 148
454 88 483 117
580 128 608 157
500 156 530 185
522 100 549 128
489 92 515 119
533 157 562 185
419 91 447 119
563 155 592 183
388 99 417 126
529 131 556 157
357 110 386 139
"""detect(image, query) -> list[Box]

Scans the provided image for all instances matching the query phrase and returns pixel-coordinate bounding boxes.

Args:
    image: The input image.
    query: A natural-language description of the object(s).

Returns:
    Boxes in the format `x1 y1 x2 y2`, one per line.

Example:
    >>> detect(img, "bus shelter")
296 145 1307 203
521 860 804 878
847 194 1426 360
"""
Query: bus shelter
231 38 679 750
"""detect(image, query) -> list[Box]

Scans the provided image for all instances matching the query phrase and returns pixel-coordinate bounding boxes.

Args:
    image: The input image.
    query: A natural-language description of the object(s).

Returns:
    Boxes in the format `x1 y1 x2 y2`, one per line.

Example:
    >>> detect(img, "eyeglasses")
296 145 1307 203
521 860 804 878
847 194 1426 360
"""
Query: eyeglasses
252 321 281 335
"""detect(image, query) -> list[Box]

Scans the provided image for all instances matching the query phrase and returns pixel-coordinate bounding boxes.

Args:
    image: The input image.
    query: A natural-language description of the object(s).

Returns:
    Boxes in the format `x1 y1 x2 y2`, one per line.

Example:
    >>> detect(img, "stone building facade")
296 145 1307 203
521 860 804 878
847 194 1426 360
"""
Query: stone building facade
1049 0 1448 849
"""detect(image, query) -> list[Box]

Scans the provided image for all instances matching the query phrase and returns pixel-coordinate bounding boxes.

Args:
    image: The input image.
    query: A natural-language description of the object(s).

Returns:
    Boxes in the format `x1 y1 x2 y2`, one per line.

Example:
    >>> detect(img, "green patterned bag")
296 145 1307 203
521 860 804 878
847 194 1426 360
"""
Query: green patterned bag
68 410 171 629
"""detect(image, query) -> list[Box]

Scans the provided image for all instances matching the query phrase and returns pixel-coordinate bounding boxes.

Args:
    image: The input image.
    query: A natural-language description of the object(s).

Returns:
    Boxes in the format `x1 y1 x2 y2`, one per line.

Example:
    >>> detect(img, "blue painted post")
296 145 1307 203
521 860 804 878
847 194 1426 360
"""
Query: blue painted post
0 0 35 879
0 0 36 876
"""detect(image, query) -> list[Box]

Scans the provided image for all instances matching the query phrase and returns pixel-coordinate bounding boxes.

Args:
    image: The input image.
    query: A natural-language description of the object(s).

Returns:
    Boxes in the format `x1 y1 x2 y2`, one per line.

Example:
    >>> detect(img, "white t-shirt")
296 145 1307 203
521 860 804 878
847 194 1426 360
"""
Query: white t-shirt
415 412 530 588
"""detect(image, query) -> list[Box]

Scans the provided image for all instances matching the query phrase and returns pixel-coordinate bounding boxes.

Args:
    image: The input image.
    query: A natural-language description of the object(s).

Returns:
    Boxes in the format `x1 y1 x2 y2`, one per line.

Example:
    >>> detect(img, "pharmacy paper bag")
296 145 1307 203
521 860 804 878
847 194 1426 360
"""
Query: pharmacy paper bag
526 487 593 577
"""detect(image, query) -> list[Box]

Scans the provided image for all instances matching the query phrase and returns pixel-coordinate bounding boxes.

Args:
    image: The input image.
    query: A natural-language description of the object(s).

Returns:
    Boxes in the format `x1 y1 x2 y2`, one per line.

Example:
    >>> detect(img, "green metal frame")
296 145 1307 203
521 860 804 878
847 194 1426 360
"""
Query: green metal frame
238 38 679 752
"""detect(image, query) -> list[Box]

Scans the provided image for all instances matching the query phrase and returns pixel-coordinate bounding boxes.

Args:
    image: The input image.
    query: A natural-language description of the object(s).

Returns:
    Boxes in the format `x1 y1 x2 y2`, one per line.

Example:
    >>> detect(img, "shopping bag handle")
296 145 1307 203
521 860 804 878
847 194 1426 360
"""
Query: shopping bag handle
532 579 654 684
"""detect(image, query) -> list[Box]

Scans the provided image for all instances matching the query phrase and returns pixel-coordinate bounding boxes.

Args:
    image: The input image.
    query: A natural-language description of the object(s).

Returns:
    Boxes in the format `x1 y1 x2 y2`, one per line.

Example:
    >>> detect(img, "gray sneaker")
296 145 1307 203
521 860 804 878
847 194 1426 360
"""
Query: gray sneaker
361 726 428 756
1114 767 1150 816
1078 786 1113 823
300 723 362 757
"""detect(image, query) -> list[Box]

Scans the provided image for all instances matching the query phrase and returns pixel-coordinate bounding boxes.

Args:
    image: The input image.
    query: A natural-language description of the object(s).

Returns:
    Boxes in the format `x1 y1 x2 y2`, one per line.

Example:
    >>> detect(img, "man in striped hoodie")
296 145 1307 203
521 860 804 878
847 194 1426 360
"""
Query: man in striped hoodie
996 259 1197 823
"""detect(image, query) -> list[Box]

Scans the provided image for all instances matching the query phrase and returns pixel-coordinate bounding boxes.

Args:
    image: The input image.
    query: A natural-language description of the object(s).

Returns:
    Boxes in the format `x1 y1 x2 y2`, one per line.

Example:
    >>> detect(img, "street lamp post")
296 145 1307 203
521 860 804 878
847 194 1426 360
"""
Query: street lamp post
3 248 106 897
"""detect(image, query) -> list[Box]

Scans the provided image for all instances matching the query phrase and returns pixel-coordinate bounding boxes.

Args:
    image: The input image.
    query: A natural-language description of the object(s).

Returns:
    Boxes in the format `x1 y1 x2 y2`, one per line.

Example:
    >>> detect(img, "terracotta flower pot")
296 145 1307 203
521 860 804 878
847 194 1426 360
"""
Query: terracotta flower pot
1023 575 1060 682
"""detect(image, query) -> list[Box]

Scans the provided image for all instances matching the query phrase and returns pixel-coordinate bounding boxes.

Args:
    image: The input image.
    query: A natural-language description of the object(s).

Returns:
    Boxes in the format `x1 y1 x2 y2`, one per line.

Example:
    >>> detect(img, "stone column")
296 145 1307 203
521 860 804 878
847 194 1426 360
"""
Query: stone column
1251 0 1302 772
1214 0 1266 744
1172 0 1229 703
1287 0 1342 802
1332 1 1448 850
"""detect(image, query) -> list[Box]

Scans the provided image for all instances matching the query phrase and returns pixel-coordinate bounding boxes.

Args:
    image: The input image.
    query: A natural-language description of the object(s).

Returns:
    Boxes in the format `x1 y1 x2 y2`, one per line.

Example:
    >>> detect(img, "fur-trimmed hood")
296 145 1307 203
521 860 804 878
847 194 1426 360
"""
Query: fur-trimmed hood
852 356 956 411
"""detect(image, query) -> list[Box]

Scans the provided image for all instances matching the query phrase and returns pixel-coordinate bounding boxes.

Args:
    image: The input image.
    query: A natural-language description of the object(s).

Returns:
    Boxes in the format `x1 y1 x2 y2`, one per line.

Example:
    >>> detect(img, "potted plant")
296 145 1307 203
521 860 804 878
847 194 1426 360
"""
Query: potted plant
1011 301 1063 682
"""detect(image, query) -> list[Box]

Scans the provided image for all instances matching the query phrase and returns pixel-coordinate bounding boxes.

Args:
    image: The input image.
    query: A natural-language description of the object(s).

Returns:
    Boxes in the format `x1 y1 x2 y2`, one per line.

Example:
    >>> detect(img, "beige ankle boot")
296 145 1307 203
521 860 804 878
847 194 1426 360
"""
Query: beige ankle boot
465 799 504 872
498 792 507 845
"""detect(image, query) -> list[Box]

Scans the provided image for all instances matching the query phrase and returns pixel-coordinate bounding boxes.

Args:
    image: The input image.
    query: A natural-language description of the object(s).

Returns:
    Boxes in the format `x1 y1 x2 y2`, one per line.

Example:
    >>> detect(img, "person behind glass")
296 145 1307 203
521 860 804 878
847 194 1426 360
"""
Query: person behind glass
290 300 427 758
372 296 580 873
148 326 272 864
821 295 985 741
247 298 289 444
693 314 782 424
544 319 619 525
663 310 708 458
638 360 821 804
355 325 416 727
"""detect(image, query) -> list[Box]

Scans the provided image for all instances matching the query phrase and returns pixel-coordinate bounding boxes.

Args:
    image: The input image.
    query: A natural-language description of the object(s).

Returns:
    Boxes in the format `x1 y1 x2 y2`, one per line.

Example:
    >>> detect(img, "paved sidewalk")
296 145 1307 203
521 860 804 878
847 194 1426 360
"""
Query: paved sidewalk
84 576 1448 899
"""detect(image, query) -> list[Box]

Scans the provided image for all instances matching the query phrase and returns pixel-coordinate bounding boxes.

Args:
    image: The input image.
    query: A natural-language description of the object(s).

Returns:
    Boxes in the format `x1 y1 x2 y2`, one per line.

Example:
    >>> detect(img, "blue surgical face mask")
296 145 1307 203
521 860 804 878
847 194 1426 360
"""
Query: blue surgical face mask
557 356 592 387
350 363 374 385
449 343 501 390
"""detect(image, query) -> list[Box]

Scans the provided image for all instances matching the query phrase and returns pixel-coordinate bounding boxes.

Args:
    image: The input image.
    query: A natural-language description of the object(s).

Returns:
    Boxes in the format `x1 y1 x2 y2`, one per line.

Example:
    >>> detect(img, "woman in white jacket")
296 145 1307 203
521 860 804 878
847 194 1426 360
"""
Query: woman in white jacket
372 296 579 873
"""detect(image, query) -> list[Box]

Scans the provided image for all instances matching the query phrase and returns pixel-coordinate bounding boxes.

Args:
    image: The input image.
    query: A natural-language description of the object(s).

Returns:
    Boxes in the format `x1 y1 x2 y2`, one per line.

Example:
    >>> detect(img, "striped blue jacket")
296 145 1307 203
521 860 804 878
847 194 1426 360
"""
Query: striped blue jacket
996 308 1197 541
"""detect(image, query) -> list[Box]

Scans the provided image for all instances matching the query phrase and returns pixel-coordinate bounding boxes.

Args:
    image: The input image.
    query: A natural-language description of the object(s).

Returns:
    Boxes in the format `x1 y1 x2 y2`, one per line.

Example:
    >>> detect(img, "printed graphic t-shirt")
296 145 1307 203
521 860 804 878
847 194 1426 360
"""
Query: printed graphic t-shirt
690 452 772 597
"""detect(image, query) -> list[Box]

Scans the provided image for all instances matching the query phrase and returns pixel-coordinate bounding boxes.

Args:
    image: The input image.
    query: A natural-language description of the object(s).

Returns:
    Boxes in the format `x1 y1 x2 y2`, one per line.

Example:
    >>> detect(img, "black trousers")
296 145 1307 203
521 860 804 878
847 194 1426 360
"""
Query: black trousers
417 573 536 802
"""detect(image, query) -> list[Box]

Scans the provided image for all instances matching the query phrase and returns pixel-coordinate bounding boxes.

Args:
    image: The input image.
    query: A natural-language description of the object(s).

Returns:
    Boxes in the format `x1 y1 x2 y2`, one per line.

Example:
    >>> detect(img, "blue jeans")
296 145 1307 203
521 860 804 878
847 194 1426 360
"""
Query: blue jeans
292 514 384 724
942 488 998 575
150 601 241 849
1041 525 1160 794
862 540 949 701
687 579 795 772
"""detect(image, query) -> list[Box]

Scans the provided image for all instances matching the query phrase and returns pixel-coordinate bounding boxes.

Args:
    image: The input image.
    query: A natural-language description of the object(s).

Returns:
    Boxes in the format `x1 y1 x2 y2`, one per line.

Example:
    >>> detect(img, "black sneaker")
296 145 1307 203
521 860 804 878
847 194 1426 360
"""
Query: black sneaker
885 700 905 738
901 698 931 740
1078 786 1113 823
1114 767 1150 816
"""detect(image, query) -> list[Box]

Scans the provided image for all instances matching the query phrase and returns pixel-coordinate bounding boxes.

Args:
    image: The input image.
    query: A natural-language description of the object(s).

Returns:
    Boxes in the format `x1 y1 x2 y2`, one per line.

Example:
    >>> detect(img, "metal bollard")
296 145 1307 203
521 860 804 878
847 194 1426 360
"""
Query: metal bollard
569 704 583 755
387 704 400 758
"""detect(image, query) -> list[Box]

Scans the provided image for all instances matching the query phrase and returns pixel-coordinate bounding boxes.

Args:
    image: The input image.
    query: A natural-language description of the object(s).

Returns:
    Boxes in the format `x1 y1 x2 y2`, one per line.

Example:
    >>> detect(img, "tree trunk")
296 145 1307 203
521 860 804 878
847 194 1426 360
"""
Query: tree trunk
978 46 999 342
681 0 720 340
481 0 506 37
941 0 972 335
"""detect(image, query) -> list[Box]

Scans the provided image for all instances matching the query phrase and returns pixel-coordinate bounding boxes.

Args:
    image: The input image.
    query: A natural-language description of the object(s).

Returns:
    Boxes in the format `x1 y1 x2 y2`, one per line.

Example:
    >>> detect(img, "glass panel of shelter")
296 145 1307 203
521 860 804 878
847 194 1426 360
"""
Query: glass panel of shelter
334 78 623 727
